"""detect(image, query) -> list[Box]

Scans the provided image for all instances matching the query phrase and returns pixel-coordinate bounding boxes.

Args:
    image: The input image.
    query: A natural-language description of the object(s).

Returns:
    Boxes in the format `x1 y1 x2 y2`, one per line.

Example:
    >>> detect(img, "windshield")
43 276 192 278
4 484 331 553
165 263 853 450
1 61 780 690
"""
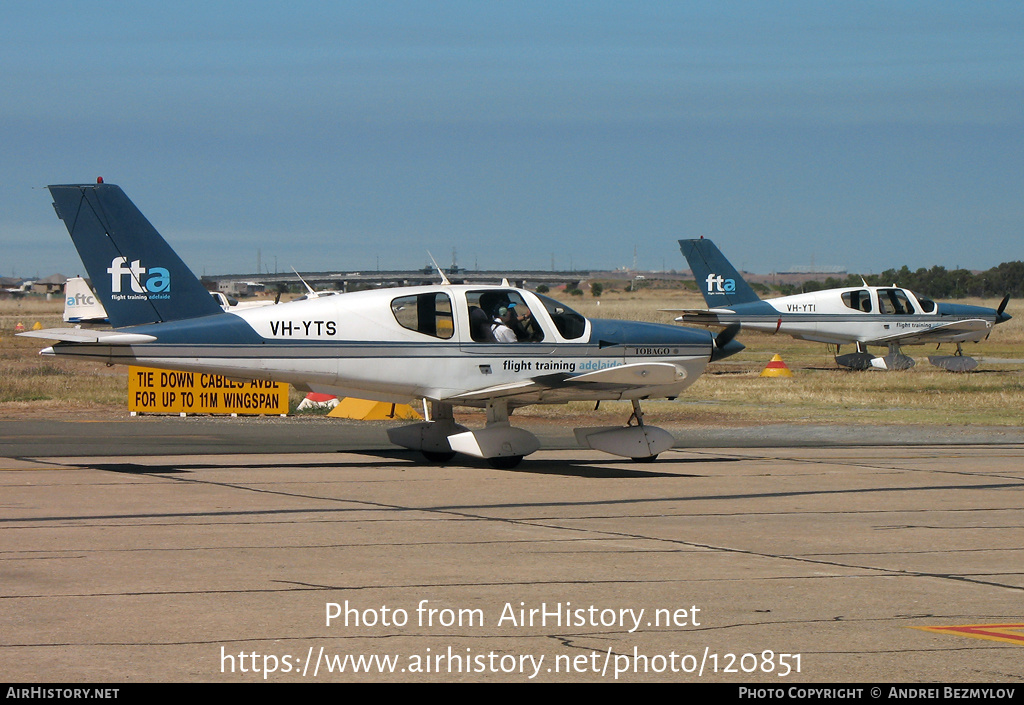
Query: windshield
535 294 587 339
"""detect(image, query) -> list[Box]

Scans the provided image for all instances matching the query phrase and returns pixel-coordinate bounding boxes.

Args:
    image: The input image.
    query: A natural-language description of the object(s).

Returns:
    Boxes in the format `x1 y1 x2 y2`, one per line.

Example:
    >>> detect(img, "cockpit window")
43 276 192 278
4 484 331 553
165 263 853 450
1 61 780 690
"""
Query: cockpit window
877 289 915 315
917 296 936 313
466 290 545 343
536 294 587 340
841 290 872 312
391 292 454 339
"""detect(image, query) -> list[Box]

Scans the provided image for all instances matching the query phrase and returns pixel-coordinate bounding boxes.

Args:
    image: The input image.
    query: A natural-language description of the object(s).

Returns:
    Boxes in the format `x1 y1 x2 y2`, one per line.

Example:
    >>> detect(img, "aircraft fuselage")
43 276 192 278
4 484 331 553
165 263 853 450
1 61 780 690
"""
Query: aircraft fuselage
45 284 717 408
682 286 1006 346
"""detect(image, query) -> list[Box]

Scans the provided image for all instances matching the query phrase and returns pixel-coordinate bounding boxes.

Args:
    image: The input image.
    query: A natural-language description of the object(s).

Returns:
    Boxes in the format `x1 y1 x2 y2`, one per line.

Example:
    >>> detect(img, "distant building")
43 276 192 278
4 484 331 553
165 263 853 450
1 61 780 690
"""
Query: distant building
30 274 68 295
218 280 266 297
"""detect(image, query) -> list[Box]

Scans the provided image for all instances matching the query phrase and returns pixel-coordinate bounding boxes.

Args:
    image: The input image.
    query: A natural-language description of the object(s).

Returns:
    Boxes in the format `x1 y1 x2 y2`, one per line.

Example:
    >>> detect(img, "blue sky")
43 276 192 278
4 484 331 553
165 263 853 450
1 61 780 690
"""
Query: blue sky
2 2 1022 279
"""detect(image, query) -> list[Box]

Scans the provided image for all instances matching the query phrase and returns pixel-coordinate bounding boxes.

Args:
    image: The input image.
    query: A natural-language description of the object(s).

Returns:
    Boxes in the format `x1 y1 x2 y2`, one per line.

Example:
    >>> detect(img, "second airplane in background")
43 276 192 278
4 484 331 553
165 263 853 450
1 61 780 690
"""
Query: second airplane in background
671 238 1010 371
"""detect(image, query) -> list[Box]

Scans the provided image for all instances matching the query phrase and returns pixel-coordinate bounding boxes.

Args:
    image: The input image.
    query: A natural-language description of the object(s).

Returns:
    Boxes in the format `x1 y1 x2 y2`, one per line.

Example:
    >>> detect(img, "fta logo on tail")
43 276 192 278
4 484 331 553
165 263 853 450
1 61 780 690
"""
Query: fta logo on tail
705 273 735 294
107 257 171 295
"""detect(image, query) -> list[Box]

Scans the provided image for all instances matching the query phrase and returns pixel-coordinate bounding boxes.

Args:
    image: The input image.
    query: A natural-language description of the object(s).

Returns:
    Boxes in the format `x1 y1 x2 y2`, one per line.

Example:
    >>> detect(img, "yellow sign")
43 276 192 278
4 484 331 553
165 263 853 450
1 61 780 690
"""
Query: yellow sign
128 366 289 415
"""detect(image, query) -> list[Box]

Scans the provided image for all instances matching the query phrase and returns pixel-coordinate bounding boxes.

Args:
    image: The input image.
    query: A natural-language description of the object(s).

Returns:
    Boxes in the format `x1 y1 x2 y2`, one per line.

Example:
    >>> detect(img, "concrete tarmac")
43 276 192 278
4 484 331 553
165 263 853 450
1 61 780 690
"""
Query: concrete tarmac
2 420 1023 683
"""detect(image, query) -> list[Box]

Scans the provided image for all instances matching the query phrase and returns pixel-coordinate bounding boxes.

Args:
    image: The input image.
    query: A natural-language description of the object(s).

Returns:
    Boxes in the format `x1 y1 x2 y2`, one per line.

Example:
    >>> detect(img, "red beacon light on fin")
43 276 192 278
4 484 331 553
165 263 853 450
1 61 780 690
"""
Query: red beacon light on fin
96 177 104 184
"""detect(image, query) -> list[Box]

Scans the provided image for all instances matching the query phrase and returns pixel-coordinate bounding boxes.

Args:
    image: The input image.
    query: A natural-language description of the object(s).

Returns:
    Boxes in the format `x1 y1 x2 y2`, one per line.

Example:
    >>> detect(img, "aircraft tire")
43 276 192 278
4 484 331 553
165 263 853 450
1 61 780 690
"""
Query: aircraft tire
487 455 524 469
422 450 457 463
631 454 659 463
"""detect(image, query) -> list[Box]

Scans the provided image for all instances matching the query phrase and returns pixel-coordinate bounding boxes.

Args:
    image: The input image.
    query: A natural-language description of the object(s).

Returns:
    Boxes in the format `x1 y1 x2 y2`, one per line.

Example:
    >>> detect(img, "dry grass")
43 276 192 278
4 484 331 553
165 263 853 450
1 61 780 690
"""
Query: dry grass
2 292 1023 426
0 304 128 412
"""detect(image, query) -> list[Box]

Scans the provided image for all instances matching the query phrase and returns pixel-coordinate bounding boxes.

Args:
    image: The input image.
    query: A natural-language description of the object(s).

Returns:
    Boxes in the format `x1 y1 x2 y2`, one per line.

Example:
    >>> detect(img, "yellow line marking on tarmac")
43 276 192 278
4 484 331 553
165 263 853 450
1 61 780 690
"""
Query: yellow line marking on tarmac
913 624 1024 646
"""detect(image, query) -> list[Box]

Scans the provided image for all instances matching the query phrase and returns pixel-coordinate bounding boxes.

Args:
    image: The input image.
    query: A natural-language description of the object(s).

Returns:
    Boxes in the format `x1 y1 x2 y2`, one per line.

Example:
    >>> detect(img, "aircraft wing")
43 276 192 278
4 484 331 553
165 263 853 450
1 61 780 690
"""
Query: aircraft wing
869 319 993 345
446 362 685 403
17 328 158 345
569 362 684 385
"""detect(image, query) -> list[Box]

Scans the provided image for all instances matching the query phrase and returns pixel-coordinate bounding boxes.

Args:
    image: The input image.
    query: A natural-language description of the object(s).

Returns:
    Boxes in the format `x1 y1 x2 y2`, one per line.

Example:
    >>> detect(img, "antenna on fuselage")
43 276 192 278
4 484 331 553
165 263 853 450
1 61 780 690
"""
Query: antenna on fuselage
427 251 451 285
292 267 319 297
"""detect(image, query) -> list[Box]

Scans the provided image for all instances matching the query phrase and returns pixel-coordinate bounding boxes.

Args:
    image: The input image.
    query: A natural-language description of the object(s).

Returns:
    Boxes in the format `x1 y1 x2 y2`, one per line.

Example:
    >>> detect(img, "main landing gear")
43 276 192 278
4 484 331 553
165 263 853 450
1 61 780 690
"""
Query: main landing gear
387 400 538 469
388 399 674 467
573 399 674 461
836 342 978 372
835 342 915 370
928 342 979 372
447 399 540 469
386 401 467 464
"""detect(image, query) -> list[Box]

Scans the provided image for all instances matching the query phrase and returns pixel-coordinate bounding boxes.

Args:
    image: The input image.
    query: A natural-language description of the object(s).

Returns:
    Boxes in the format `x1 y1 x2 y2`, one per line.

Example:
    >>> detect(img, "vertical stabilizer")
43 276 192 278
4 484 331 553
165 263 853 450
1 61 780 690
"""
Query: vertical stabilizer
62 276 108 324
48 183 224 328
679 238 761 307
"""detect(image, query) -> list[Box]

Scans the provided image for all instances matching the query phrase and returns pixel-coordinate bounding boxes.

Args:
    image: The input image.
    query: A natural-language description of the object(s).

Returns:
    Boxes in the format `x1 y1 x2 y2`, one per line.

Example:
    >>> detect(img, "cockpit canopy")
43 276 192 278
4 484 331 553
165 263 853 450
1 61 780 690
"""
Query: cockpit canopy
390 288 588 343
840 288 936 315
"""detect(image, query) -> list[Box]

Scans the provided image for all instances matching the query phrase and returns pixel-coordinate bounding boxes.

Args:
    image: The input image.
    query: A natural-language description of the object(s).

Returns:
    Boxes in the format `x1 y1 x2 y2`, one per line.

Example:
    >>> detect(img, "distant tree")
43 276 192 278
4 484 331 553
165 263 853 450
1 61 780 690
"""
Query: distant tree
590 282 603 298
797 260 1024 299
535 284 549 294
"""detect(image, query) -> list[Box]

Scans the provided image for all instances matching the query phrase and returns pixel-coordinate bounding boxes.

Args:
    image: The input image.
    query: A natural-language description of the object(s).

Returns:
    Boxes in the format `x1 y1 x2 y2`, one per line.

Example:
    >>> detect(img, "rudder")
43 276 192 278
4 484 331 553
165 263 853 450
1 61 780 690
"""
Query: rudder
48 183 224 328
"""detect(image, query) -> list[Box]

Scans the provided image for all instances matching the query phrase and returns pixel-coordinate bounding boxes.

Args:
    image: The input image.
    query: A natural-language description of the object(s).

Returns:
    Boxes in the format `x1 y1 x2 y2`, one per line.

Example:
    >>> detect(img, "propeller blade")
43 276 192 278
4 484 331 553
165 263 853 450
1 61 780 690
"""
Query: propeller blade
710 323 744 362
715 323 741 349
997 294 1009 316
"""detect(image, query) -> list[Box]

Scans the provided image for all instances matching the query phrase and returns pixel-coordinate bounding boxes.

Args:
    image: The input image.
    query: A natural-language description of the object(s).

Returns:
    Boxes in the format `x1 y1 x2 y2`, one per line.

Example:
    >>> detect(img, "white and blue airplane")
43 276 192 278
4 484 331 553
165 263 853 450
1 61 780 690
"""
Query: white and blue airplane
671 238 1010 371
20 181 743 467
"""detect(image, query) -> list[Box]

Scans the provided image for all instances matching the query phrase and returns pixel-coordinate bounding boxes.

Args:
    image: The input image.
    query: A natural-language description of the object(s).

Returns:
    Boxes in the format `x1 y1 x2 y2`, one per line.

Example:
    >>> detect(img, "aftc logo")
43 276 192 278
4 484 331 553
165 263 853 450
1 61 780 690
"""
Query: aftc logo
705 273 735 294
107 257 171 294
66 292 96 307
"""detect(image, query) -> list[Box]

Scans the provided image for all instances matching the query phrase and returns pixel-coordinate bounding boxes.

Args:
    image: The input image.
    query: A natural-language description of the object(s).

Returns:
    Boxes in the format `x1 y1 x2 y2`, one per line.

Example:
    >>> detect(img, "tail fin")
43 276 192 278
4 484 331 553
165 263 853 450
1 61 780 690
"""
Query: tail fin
62 276 109 324
679 238 761 307
47 183 224 328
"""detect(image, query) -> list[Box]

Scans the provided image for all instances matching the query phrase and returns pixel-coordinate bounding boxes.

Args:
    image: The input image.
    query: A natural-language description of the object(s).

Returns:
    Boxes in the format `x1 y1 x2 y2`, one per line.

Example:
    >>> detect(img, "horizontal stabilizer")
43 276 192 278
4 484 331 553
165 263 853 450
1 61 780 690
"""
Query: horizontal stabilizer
660 308 735 316
17 328 157 345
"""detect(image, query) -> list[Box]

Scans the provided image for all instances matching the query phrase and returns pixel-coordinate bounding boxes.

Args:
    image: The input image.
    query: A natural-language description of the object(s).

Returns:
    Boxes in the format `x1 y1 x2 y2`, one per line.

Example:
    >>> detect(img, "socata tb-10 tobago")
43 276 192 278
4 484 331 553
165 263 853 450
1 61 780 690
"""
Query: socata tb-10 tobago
22 181 743 467
673 237 1010 371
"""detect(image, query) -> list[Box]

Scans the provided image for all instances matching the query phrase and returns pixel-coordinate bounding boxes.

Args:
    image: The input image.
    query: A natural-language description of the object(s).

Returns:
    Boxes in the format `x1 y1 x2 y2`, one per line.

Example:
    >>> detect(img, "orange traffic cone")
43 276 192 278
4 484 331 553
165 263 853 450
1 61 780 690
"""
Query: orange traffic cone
760 354 793 378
